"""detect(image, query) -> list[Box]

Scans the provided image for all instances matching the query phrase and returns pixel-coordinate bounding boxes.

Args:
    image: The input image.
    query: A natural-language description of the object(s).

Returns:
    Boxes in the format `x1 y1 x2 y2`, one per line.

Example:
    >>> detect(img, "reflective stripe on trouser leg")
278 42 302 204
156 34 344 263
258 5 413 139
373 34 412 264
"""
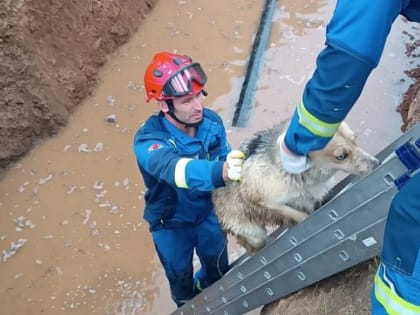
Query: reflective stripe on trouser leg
371 173 420 315
373 264 420 315
381 172 420 274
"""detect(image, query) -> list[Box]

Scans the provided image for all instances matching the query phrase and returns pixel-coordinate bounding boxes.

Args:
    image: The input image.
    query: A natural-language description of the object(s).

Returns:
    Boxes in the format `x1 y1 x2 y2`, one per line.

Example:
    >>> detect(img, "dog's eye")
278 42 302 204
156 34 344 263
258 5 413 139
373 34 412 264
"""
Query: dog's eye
336 153 348 161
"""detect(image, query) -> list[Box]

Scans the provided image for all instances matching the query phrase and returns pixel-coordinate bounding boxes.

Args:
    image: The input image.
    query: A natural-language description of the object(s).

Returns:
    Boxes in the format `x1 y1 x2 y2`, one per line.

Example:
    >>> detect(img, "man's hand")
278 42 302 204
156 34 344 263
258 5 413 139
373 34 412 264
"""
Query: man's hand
278 133 311 174
224 150 245 182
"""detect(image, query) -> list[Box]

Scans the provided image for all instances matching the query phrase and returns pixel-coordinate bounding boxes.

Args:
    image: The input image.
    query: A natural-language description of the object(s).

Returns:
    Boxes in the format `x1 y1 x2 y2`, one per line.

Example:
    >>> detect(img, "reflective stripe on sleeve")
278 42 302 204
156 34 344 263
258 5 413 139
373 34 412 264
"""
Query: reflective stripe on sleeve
374 272 420 315
174 158 192 188
297 100 340 137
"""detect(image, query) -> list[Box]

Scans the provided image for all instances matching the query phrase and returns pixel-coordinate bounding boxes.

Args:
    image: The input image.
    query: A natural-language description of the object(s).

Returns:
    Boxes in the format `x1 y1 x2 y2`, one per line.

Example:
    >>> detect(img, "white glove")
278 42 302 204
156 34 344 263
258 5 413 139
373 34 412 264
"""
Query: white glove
226 150 245 181
278 133 311 174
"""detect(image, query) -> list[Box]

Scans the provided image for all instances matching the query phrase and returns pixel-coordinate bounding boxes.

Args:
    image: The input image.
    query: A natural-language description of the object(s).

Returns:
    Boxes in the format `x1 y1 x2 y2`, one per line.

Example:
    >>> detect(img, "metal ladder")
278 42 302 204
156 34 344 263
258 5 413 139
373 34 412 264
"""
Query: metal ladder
173 123 420 315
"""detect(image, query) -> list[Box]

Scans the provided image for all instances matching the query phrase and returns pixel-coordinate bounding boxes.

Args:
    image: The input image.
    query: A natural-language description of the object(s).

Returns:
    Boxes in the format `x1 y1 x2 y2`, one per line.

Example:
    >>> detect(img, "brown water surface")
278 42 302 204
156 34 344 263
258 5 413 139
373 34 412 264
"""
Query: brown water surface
0 1 414 314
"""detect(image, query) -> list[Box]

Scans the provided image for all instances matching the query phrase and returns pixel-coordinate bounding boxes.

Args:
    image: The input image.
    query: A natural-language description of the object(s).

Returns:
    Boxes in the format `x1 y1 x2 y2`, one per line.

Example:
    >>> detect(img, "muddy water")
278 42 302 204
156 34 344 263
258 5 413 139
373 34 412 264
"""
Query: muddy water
0 1 414 314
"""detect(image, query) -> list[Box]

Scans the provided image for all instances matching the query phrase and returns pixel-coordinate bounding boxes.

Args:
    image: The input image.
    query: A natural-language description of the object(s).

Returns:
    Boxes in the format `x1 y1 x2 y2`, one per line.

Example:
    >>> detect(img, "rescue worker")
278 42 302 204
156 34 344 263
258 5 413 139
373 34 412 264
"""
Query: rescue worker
278 1 420 314
133 52 244 307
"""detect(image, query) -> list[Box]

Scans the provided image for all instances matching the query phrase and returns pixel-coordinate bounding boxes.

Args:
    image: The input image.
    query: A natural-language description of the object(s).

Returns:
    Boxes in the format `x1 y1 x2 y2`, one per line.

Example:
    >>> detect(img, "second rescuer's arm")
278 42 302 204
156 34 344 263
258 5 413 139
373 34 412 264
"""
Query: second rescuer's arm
282 1 403 168
134 139 244 191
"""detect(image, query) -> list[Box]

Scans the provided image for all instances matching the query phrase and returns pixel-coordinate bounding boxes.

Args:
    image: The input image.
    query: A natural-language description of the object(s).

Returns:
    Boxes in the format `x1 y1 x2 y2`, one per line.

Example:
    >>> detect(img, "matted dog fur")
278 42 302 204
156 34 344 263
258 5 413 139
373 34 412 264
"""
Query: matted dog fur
213 121 379 255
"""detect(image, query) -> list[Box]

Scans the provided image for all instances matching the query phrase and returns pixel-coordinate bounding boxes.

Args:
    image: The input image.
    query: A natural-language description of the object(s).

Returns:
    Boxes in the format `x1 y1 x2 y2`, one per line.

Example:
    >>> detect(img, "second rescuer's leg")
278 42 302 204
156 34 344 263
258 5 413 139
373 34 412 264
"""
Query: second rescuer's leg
371 172 420 314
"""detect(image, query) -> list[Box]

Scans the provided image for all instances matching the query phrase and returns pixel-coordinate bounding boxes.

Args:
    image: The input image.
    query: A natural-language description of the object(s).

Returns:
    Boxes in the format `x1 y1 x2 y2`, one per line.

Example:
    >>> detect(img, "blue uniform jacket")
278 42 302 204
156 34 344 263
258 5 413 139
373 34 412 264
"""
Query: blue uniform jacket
133 108 230 231
285 0 420 155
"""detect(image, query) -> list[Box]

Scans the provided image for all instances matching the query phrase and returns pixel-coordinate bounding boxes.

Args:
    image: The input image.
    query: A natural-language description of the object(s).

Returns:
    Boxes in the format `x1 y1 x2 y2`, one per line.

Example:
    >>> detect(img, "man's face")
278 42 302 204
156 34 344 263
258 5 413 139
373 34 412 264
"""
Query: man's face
171 92 204 124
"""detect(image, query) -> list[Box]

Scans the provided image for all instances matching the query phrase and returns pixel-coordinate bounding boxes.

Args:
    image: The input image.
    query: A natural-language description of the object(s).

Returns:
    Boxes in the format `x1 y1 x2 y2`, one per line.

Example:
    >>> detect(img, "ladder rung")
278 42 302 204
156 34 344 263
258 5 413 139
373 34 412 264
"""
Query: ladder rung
173 124 419 315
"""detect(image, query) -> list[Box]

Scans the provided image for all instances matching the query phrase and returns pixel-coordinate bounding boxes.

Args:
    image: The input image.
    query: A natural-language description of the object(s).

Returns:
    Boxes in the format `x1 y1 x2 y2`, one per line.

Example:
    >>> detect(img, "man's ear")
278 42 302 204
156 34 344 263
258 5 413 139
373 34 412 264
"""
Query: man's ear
158 101 169 113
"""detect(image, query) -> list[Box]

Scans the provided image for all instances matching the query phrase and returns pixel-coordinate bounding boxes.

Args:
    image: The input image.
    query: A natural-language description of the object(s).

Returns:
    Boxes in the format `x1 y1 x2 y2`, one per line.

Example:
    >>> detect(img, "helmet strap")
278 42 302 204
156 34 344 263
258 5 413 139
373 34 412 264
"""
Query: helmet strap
165 100 203 128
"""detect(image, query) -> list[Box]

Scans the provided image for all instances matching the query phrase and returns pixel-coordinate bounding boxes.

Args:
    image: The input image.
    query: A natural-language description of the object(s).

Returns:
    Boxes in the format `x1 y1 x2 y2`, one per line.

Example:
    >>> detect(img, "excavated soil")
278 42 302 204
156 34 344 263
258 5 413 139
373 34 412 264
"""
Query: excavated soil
398 32 420 132
0 1 419 314
0 0 156 172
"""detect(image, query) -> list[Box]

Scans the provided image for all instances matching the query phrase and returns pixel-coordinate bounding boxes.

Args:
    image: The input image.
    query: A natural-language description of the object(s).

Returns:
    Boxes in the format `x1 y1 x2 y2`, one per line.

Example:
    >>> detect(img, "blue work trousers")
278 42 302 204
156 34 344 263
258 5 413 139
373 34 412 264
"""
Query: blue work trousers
371 172 420 314
152 212 229 307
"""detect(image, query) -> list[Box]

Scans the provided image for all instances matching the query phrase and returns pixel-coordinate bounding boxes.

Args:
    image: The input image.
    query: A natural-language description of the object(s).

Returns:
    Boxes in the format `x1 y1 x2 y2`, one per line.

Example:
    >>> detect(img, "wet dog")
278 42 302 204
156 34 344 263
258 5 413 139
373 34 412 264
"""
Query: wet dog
213 121 379 255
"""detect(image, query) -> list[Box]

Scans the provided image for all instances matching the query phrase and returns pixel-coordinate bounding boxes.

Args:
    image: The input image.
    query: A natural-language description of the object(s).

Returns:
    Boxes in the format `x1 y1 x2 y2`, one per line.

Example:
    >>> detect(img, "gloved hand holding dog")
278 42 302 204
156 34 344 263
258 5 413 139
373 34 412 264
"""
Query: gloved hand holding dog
225 150 245 181
278 132 311 174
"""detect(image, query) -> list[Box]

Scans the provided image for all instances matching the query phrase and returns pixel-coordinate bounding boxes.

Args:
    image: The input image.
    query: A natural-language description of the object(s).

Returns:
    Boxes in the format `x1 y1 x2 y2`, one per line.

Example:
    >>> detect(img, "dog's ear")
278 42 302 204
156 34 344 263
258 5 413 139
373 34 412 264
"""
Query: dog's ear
338 121 356 141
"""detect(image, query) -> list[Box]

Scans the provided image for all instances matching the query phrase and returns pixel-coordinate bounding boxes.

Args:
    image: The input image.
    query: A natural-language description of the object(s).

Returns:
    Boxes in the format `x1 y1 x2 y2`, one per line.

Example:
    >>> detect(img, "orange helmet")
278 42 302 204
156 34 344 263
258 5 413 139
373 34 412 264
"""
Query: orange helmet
144 52 207 102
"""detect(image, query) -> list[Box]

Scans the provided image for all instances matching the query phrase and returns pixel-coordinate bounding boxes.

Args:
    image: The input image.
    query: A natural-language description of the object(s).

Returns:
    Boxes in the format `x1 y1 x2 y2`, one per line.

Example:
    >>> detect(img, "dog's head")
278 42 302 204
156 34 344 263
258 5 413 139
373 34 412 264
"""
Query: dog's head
308 122 379 176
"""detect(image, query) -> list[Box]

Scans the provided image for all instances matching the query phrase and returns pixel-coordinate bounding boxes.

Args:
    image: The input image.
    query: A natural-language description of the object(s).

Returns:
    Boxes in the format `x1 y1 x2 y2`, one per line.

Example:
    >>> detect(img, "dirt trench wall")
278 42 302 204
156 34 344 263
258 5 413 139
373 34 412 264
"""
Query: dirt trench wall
399 68 420 132
0 0 157 169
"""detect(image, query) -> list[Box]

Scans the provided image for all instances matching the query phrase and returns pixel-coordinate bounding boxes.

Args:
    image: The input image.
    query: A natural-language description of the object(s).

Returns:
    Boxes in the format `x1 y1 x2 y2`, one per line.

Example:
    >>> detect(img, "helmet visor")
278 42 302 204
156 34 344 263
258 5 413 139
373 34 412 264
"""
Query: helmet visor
162 63 207 98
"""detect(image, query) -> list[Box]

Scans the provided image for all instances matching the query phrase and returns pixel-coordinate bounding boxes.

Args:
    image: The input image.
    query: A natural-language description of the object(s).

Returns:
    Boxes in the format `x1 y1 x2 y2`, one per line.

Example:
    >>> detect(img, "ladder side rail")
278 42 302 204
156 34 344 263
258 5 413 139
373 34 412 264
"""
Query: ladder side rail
207 189 395 314
207 133 420 314
207 154 404 289
175 155 407 314
176 158 403 314
213 221 387 315
261 152 408 257
327 123 419 197
174 125 419 315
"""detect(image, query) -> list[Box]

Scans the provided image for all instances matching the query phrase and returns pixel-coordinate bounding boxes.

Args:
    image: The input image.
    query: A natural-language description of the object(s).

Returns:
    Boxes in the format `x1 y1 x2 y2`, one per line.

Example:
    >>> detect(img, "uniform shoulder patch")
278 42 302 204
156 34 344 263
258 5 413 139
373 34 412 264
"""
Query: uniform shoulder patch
147 143 163 153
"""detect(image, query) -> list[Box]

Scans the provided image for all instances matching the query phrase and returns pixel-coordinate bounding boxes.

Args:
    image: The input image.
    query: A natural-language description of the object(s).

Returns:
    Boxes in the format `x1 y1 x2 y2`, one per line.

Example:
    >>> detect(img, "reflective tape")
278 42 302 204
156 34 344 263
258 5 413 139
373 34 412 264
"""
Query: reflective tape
174 158 192 188
297 100 340 137
374 272 420 315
